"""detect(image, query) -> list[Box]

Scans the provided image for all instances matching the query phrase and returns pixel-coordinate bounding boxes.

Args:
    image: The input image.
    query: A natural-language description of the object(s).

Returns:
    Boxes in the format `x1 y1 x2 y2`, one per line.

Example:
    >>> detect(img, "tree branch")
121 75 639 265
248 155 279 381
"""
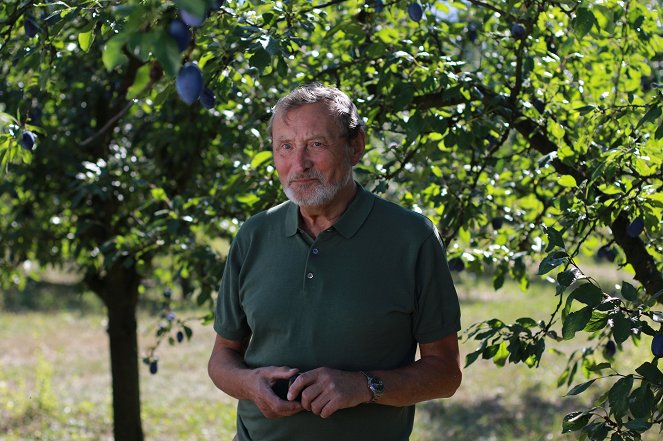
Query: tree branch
412 86 663 300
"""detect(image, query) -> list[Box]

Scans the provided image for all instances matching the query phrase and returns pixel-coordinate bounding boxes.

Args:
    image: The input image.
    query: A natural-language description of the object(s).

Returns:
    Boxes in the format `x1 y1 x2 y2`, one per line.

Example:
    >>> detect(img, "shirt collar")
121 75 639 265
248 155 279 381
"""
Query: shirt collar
284 183 375 238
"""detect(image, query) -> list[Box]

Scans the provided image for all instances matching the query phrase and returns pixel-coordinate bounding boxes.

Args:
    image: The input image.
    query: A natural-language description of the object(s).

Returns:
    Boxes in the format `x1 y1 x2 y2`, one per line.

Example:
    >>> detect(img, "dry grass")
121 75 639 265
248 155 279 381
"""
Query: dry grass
0 261 658 441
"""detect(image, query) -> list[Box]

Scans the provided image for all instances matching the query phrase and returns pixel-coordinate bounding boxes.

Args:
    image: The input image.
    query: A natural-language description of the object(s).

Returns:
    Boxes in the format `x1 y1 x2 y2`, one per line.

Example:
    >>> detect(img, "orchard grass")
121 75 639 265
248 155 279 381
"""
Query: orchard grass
0 263 656 441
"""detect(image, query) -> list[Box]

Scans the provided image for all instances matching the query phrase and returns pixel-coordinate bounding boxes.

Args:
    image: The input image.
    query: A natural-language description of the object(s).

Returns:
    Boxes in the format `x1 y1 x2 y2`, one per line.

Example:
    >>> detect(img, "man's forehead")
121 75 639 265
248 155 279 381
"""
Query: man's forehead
272 104 338 136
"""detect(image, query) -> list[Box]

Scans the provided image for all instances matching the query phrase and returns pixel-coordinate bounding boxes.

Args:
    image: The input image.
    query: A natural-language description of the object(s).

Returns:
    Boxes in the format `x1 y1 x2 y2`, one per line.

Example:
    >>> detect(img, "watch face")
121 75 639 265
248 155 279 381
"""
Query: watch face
369 376 384 395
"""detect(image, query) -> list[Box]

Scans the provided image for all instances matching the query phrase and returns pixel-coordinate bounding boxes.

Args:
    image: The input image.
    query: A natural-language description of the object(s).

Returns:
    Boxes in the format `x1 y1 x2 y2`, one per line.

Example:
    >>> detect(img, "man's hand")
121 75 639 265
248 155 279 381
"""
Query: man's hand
248 366 304 419
288 368 373 418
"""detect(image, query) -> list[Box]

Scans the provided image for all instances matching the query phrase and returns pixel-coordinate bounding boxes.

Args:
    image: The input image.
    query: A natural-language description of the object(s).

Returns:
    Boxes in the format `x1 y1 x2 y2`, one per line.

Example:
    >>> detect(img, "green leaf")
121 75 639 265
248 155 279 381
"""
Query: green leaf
621 282 638 302
492 341 509 367
608 375 633 418
237 193 260 206
636 105 661 129
150 187 168 201
635 362 663 384
570 283 603 306
558 175 577 188
573 8 597 38
566 379 596 396
250 151 273 169
537 250 568 275
249 47 272 73
584 311 608 332
465 348 482 367
574 105 595 115
393 84 414 111
127 64 151 99
152 31 182 77
562 411 590 433
175 0 209 18
544 226 565 251
102 34 129 71
78 30 95 52
585 421 609 440
623 418 651 432
587 362 611 372
557 269 577 287
629 385 655 418
562 306 593 340
612 314 632 344
655 121 663 140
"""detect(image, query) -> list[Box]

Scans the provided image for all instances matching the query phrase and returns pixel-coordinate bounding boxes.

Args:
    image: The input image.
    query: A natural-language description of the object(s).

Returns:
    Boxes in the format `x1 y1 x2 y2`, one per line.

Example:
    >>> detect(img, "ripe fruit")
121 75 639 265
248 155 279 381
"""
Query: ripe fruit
374 0 385 12
467 22 478 43
24 15 39 38
491 217 504 230
163 288 172 299
626 216 644 238
167 19 191 52
20 131 36 150
604 340 617 357
176 331 184 343
149 360 158 375
511 23 526 39
176 63 204 105
199 87 216 109
597 245 616 262
652 334 663 358
448 257 465 272
407 3 423 22
180 9 205 27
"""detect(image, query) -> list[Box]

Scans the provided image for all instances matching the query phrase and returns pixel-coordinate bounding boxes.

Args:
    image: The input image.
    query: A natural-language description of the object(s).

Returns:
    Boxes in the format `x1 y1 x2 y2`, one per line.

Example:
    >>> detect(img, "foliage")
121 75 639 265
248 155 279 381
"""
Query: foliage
1 0 663 439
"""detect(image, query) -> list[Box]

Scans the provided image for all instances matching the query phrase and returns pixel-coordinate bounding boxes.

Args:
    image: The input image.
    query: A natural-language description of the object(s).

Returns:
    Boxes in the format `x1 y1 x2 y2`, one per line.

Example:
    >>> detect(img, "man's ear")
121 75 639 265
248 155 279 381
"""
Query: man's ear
349 130 366 165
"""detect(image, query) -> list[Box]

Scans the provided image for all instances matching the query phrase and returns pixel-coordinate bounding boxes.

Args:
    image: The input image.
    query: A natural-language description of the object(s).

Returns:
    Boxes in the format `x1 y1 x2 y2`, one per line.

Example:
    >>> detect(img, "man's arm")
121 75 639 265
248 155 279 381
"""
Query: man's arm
370 332 462 405
208 334 303 419
287 332 462 418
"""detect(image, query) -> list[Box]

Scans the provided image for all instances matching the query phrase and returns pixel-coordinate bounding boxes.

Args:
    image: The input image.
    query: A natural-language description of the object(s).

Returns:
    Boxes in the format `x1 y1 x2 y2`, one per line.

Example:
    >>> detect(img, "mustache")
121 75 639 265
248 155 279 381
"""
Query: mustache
287 171 323 185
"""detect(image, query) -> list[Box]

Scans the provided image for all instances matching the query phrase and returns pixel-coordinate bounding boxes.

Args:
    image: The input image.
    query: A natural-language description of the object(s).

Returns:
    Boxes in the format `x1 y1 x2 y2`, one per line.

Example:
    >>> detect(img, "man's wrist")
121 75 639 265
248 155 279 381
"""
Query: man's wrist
360 371 384 403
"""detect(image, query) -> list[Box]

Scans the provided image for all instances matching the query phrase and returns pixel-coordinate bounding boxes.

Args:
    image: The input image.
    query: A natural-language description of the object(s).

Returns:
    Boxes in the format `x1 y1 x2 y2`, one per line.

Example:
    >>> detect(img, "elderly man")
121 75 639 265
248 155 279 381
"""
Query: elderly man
208 84 462 441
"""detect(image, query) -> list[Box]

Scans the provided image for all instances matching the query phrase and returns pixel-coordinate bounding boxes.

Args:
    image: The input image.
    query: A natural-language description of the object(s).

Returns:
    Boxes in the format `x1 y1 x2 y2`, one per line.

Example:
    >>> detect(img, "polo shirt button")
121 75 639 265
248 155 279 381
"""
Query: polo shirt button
312 248 319 255
307 272 314 279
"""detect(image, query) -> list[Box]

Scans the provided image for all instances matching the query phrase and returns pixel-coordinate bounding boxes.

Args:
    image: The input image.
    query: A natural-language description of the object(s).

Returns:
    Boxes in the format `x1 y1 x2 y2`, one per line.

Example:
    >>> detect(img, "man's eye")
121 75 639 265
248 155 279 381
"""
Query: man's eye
311 142 323 148
282 143 293 150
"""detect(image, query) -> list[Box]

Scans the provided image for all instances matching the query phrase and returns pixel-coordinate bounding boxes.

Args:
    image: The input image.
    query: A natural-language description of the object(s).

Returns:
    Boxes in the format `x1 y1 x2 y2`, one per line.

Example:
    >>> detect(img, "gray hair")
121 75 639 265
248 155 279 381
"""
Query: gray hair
268 83 365 140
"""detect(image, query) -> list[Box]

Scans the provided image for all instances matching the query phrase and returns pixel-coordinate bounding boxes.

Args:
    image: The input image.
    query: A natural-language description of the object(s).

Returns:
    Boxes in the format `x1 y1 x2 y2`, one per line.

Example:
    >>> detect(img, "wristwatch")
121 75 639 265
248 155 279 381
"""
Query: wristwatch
360 371 384 403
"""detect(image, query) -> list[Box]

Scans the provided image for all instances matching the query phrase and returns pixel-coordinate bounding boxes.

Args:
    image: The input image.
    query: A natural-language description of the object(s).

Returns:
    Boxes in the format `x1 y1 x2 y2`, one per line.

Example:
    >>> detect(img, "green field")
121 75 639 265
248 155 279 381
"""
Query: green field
0 264 656 441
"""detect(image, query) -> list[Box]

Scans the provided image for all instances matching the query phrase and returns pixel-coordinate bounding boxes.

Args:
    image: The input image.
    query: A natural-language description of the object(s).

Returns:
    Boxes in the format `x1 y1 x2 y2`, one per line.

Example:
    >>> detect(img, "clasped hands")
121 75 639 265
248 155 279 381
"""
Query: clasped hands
249 366 373 419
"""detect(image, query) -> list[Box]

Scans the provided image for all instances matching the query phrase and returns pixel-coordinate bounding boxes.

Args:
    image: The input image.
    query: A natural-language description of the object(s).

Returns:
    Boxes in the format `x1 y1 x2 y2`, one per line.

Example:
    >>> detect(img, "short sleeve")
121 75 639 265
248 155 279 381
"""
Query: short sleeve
214 235 251 341
412 228 461 343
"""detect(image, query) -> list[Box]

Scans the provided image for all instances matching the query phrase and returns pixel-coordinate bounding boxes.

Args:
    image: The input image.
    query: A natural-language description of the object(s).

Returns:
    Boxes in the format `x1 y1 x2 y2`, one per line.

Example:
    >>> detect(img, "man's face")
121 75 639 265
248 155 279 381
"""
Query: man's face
271 102 362 208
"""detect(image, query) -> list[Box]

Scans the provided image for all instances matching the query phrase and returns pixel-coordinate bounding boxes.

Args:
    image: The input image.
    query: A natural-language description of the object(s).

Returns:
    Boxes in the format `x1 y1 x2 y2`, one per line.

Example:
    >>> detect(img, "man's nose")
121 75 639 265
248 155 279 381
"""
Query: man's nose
293 145 313 170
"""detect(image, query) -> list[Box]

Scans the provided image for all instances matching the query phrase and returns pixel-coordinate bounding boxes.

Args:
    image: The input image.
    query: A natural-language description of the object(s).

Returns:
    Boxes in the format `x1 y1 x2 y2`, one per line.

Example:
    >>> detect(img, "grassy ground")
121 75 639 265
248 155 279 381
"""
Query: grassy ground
0 263 657 441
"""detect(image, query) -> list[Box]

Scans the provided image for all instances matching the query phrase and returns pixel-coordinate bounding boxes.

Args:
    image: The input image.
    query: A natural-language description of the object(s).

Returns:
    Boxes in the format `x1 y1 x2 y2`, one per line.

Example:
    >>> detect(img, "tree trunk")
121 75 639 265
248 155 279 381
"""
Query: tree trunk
95 261 144 441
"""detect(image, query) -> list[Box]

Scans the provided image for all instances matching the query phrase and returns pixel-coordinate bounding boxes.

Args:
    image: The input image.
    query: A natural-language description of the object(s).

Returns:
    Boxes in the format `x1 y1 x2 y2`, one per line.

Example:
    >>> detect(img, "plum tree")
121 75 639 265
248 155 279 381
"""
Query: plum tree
1 1 662 440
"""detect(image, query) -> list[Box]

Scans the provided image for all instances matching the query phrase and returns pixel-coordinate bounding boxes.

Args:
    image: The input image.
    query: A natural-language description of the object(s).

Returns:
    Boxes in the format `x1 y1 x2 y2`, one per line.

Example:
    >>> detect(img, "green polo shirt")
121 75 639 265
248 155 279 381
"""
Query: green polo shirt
214 184 461 441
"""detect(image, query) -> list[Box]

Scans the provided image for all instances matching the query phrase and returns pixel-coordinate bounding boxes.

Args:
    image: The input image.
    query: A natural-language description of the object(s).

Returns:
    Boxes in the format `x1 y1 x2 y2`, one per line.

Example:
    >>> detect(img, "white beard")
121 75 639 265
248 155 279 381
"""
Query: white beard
284 166 354 207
